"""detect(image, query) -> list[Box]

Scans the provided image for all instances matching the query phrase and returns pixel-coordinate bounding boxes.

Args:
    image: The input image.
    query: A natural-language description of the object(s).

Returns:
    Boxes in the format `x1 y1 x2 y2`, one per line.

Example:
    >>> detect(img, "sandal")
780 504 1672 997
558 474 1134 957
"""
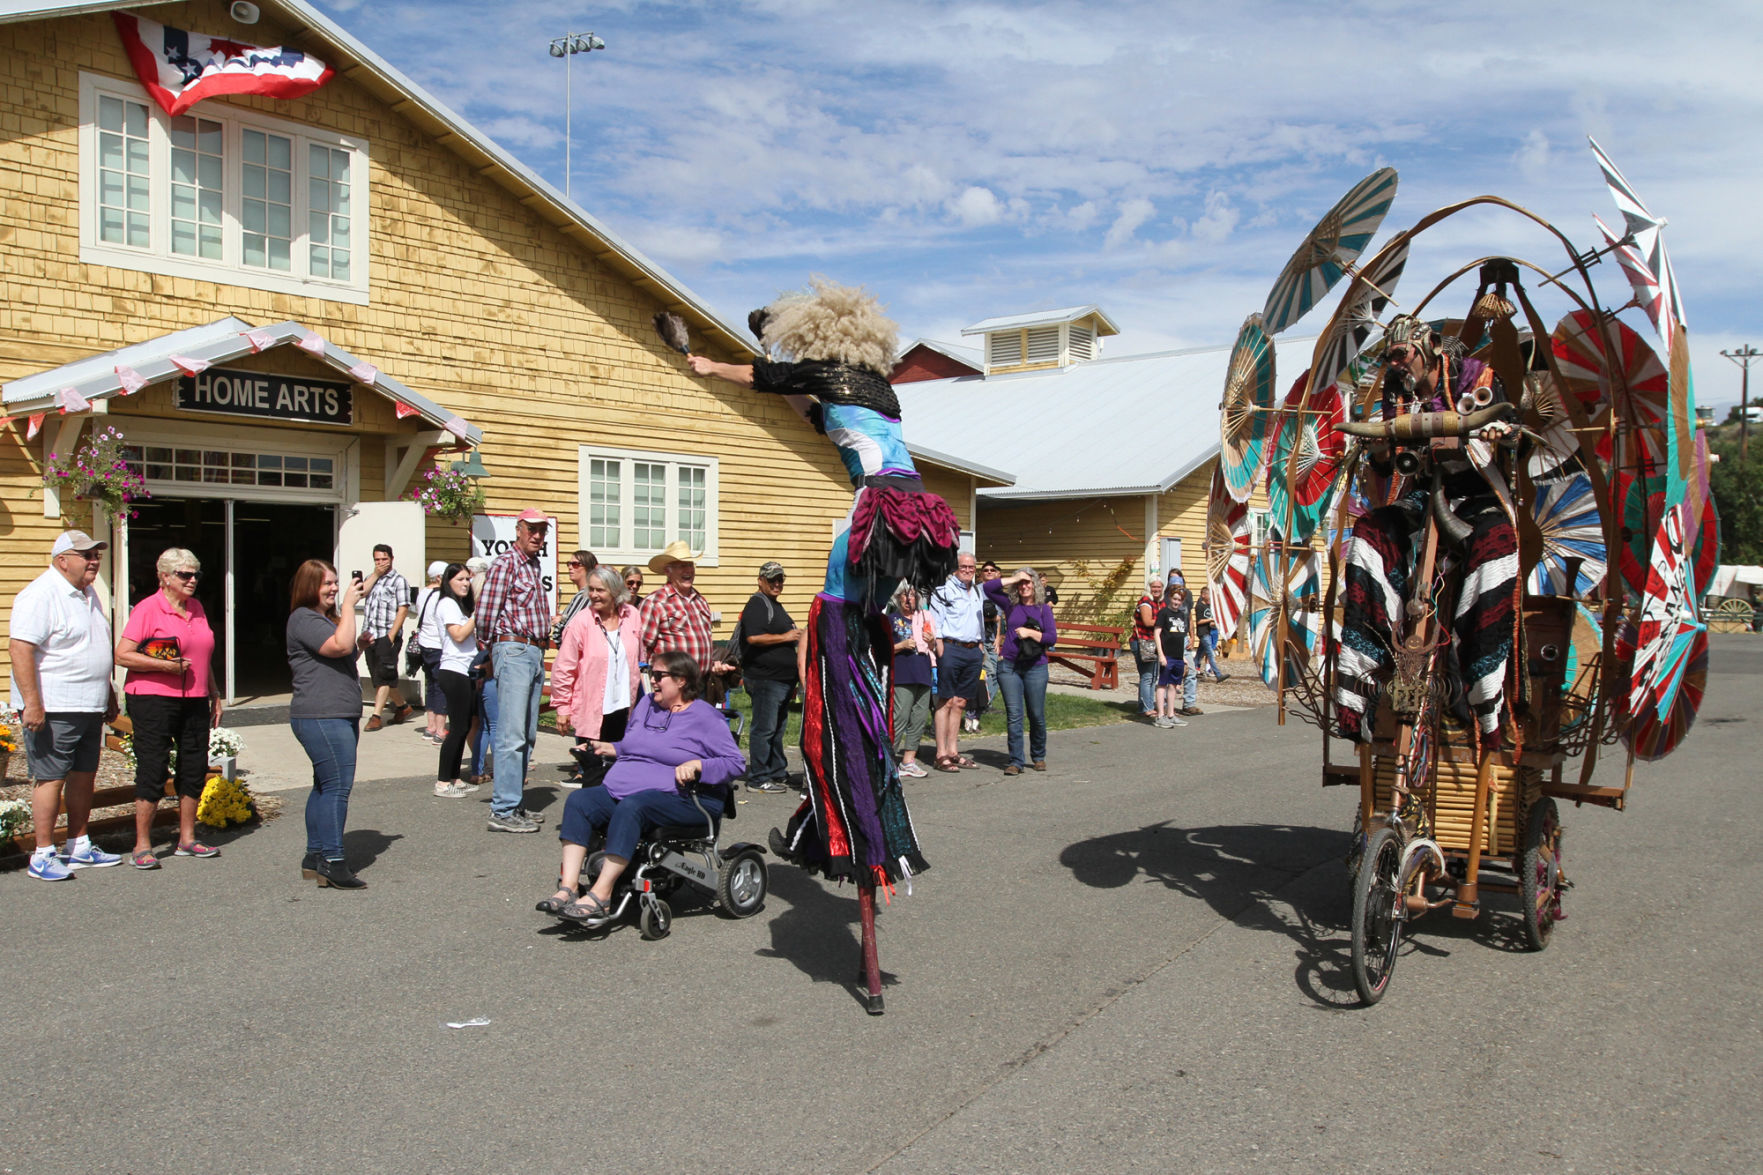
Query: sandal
535 889 576 915
130 849 161 870
933 757 962 774
955 755 979 769
174 841 221 858
559 892 613 925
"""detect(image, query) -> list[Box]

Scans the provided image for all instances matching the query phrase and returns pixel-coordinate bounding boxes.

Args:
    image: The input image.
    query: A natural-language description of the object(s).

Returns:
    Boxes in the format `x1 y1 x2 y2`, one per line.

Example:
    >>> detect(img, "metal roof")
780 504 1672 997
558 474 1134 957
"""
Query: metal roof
900 337 983 371
0 0 759 359
3 316 484 445
904 442 1014 487
960 306 1121 337
897 342 1278 501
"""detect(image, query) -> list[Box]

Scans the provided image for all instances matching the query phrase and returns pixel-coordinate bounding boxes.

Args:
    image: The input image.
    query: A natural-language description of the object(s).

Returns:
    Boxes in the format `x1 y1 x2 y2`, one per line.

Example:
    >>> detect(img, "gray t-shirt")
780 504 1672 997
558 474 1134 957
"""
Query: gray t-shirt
287 607 363 720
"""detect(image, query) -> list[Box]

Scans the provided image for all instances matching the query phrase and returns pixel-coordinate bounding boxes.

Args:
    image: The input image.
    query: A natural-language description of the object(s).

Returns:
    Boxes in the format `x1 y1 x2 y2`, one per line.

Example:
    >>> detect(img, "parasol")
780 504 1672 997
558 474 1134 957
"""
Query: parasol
1551 310 1668 451
1526 471 1607 597
1219 314 1278 501
1203 467 1252 638
1617 471 1717 597
1588 137 1686 349
1261 168 1399 335
1522 371 1582 480
1247 544 1324 688
1621 627 1707 762
1629 503 1707 722
1266 373 1345 543
1310 239 1411 393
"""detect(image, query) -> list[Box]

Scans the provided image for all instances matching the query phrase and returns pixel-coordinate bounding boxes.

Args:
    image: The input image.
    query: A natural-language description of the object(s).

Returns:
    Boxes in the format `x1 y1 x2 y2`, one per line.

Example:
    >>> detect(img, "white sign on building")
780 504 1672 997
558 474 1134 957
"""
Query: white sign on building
470 513 559 621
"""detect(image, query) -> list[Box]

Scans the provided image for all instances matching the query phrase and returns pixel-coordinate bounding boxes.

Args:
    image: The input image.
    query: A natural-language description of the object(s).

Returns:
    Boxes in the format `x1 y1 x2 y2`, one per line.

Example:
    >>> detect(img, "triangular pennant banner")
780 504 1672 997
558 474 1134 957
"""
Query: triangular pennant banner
348 362 378 386
393 401 420 420
56 387 91 414
296 333 327 357
115 365 148 394
26 413 46 441
245 328 277 353
442 415 470 440
170 354 209 376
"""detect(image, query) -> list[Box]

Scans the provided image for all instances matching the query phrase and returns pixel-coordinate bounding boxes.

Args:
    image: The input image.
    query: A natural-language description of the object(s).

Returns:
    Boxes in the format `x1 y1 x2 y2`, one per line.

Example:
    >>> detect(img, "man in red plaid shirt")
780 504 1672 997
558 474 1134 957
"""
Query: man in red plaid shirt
477 508 553 833
637 541 715 667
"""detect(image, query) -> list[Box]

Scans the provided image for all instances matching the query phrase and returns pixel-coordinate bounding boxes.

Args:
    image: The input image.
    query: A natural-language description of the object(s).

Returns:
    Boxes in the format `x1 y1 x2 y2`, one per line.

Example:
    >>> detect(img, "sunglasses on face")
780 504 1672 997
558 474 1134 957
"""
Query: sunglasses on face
567 561 584 569
648 671 674 682
171 570 200 581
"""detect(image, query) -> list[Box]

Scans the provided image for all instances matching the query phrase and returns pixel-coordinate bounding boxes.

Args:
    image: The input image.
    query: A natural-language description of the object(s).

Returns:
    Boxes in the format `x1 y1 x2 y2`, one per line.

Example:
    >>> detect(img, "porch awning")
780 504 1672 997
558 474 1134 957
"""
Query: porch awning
2 316 482 446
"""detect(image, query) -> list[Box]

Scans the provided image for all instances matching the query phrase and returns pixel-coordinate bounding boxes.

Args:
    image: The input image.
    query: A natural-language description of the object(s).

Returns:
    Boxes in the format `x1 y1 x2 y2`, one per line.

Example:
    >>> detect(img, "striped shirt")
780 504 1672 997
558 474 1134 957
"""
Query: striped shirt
477 550 550 642
637 582 714 667
362 569 409 640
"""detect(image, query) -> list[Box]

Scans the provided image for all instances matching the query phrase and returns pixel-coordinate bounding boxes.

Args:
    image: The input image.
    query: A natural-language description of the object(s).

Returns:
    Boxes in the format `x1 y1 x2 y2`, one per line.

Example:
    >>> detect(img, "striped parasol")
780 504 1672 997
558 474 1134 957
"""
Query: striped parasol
1203 466 1252 638
1527 471 1606 597
1266 373 1345 543
1522 371 1583 480
1261 168 1399 335
1247 544 1324 688
1552 311 1668 471
1620 504 1710 760
1310 238 1410 393
1218 314 1278 501
1617 470 1717 597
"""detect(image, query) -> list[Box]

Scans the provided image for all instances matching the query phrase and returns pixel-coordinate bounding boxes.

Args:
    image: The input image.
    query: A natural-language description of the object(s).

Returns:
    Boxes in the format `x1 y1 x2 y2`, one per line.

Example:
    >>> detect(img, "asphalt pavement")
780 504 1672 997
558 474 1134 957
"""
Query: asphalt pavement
2 637 1759 1174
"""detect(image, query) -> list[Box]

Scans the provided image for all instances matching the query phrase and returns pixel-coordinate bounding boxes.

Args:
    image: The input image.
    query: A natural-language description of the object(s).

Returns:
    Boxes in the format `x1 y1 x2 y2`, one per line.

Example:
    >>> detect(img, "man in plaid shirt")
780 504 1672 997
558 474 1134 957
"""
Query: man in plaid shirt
360 543 411 731
477 509 554 833
637 541 715 667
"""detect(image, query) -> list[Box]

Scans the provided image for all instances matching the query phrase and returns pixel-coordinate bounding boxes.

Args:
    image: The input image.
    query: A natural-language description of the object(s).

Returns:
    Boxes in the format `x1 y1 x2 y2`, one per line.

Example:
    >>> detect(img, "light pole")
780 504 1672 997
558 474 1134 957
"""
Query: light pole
546 31 605 201
1721 344 1760 461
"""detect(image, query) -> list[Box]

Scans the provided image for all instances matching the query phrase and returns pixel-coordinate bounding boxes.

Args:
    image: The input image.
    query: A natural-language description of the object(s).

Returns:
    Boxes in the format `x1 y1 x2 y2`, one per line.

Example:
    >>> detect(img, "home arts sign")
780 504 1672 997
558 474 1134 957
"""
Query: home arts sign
175 367 354 425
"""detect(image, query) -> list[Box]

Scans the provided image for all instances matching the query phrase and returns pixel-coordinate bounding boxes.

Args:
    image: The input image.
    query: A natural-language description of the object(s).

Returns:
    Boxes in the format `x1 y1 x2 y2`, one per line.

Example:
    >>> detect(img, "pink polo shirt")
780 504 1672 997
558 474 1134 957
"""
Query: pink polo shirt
121 590 216 699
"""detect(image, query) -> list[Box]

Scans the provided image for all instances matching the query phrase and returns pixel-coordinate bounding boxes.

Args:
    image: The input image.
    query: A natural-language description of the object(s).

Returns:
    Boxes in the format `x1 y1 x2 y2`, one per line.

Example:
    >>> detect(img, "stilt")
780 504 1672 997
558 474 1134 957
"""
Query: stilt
857 879 884 1015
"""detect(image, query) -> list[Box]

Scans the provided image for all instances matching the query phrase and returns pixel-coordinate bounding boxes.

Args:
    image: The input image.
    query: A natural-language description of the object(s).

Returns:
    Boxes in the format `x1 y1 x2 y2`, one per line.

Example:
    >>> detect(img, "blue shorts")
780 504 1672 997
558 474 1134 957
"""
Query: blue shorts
937 643 983 703
1157 660 1186 688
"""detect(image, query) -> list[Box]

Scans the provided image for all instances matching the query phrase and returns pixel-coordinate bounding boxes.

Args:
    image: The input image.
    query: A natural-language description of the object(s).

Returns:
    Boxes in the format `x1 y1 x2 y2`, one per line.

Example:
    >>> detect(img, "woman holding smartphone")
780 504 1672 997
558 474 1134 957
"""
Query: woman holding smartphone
287 559 368 888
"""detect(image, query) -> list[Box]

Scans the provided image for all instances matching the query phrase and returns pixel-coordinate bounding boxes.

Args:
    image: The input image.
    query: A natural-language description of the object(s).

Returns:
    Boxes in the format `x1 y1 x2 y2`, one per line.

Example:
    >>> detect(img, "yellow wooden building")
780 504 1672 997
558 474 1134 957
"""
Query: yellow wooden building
0 0 996 701
896 308 1283 634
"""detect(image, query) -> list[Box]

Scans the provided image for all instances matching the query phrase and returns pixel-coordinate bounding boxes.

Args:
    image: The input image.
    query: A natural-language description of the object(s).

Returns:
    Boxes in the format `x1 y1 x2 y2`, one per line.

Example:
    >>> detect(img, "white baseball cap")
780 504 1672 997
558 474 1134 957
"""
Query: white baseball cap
51 530 108 557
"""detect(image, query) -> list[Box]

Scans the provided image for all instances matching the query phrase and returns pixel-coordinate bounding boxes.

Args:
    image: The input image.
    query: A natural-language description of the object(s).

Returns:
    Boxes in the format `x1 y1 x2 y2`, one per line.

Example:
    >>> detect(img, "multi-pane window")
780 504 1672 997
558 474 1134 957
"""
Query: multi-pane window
169 114 224 260
124 444 336 491
80 74 368 301
587 458 622 548
97 93 151 248
578 446 718 562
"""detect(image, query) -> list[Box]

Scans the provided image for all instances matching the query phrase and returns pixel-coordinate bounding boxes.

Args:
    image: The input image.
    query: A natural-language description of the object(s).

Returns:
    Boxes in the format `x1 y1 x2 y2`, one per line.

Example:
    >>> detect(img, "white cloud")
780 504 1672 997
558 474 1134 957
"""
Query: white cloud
1104 197 1156 249
1513 129 1551 182
1189 191 1239 244
948 186 1003 226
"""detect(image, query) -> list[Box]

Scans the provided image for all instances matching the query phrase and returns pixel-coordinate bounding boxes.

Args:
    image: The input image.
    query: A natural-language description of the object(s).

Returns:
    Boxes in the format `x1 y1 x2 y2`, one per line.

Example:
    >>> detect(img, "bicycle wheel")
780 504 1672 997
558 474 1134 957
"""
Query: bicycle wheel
1350 824 1405 1005
1519 797 1563 951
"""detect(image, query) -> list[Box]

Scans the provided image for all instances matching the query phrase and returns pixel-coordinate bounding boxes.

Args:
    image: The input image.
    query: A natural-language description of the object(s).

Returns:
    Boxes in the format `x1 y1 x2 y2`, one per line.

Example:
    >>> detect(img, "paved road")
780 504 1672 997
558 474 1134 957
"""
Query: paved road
3 637 1759 1173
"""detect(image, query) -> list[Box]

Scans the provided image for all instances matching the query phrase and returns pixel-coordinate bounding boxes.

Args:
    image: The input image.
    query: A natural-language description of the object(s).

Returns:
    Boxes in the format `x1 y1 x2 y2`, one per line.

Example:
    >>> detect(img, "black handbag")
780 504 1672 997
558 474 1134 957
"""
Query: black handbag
1015 623 1045 665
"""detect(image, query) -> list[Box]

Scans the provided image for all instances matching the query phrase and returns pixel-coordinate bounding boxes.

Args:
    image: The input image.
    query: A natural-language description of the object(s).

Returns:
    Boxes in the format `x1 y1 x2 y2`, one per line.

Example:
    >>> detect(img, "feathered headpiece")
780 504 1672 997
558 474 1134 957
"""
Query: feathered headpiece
754 277 898 376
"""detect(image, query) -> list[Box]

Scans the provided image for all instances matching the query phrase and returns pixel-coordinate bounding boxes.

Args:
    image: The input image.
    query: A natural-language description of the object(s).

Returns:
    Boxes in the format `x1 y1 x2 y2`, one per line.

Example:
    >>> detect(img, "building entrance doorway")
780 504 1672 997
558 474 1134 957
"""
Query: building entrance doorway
125 498 336 701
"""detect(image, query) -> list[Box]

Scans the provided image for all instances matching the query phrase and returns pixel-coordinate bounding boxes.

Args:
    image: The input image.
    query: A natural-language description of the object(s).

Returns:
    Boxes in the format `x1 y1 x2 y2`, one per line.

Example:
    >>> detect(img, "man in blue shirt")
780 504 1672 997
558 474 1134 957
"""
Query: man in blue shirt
927 553 984 771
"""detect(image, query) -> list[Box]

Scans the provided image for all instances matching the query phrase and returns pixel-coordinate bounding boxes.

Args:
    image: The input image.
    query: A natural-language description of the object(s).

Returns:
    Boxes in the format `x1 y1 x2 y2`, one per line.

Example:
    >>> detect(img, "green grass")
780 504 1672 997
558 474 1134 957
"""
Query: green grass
542 688 1135 743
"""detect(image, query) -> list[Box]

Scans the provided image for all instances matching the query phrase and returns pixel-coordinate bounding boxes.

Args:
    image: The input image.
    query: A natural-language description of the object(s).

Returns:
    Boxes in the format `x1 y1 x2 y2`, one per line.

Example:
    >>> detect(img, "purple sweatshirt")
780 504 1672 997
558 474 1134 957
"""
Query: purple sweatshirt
982 578 1058 666
605 693 745 799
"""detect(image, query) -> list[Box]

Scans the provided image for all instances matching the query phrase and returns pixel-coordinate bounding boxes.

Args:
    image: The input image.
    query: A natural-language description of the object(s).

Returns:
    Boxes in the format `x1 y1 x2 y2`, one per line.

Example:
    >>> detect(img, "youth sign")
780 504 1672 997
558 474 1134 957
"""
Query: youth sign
176 367 354 425
470 513 559 622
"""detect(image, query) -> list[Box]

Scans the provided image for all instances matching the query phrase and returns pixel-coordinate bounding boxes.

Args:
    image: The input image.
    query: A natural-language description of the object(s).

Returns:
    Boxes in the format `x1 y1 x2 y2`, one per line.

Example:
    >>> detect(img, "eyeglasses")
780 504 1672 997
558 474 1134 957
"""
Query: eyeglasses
61 550 103 561
566 561 584 569
171 570 200 581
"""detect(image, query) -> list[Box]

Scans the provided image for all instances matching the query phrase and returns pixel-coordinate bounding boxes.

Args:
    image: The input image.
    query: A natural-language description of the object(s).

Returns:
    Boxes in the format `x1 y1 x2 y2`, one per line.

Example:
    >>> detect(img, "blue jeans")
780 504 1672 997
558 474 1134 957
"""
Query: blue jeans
470 675 499 778
1184 656 1198 709
490 642 544 817
559 784 725 861
1136 646 1157 714
1198 631 1224 679
290 717 359 861
745 677 793 784
996 659 1048 768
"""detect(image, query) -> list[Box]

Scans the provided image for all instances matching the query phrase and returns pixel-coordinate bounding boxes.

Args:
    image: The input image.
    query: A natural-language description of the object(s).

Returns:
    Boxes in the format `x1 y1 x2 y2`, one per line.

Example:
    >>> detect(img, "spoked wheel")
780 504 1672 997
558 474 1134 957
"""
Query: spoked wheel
1519 797 1564 951
639 897 672 941
1350 825 1406 1005
715 850 768 918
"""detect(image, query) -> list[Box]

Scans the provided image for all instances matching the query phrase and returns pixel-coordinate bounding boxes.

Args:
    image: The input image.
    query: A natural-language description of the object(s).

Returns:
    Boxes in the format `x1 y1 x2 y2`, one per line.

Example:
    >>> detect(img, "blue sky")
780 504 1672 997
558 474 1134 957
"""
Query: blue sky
311 0 1763 411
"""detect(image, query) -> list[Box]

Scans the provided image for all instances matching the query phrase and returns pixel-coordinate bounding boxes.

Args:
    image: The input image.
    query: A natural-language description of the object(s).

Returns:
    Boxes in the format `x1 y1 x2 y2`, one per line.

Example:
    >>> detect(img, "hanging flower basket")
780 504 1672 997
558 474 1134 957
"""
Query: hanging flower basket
409 465 486 524
43 425 150 519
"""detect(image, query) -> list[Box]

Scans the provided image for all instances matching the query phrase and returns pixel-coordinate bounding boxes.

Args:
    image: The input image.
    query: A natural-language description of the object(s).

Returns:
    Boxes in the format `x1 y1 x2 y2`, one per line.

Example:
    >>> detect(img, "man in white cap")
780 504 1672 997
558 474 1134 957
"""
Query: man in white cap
476 508 553 832
8 530 122 880
413 560 449 746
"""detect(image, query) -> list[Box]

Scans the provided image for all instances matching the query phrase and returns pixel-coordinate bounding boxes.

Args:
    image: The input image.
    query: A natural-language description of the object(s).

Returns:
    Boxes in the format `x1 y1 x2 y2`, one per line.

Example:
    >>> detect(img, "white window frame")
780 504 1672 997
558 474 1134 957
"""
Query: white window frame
577 444 719 566
77 72 371 305
112 418 356 505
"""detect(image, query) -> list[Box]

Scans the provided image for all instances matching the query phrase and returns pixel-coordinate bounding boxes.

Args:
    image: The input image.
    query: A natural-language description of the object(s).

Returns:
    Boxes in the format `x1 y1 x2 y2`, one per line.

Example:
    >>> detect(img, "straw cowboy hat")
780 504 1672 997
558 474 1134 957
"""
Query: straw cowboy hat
647 540 701 574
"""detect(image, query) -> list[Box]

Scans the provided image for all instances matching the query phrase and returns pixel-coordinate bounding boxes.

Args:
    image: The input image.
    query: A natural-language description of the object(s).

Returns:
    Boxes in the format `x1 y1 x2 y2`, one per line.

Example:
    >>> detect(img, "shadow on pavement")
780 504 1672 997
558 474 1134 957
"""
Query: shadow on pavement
343 827 403 871
756 866 898 1008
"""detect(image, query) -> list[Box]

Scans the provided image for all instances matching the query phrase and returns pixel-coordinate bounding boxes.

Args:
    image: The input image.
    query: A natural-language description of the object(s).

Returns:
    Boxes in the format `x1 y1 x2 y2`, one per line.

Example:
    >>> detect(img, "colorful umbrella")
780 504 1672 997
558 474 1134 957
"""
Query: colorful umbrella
1247 544 1324 688
1629 502 1706 720
1551 311 1668 459
1621 628 1708 762
1522 371 1582 480
1617 470 1717 597
1266 374 1345 543
1219 314 1277 502
1261 168 1399 335
1527 471 1606 598
1588 137 1687 348
1311 238 1410 394
1203 467 1252 639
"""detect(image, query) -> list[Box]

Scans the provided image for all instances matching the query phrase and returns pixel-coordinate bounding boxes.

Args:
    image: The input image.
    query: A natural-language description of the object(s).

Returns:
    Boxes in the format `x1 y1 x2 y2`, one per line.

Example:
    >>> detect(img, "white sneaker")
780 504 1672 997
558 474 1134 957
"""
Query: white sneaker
433 781 471 798
1167 714 1189 727
898 761 928 778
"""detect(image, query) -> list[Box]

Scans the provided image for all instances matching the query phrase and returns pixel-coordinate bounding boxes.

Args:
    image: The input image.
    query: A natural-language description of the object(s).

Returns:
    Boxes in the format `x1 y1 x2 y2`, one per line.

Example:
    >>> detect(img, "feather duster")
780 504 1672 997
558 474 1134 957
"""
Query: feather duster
652 311 690 355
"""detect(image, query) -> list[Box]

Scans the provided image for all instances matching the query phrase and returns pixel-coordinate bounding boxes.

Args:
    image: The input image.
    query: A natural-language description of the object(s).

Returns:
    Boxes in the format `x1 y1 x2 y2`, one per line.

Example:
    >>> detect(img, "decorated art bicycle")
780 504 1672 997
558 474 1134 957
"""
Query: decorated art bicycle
1210 142 1718 1005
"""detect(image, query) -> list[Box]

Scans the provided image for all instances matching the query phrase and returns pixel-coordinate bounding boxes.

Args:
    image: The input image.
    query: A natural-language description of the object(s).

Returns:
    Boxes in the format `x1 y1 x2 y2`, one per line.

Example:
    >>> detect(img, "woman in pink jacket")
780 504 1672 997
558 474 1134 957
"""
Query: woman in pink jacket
550 566 643 764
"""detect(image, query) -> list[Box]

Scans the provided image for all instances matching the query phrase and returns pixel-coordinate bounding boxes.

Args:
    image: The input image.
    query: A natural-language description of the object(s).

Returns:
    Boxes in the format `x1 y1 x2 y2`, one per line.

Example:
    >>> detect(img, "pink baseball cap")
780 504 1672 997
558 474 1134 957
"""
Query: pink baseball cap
514 508 549 525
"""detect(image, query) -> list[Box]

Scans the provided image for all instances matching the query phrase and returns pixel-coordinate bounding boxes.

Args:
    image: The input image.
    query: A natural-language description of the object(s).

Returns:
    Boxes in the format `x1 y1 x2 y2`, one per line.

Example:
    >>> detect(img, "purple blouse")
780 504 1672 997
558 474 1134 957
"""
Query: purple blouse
982 578 1058 666
605 693 745 800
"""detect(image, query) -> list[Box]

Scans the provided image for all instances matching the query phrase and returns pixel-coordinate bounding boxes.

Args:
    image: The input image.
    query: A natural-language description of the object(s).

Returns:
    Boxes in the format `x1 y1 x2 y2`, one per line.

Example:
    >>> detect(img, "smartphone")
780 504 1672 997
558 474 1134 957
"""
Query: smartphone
352 570 364 583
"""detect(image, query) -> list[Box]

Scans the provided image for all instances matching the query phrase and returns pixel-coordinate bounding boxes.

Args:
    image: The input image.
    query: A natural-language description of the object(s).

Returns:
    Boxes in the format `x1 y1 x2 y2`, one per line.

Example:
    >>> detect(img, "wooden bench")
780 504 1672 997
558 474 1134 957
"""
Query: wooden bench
1047 623 1124 690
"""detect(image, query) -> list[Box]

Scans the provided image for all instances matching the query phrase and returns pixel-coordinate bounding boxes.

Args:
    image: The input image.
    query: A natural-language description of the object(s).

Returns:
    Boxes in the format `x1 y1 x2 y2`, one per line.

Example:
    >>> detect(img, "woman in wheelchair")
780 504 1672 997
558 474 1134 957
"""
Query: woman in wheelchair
538 650 745 926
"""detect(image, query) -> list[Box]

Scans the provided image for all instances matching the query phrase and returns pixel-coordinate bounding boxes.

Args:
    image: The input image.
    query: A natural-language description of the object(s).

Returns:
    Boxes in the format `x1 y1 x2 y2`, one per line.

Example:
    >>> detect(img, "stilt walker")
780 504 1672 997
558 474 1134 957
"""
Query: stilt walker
660 279 959 1013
